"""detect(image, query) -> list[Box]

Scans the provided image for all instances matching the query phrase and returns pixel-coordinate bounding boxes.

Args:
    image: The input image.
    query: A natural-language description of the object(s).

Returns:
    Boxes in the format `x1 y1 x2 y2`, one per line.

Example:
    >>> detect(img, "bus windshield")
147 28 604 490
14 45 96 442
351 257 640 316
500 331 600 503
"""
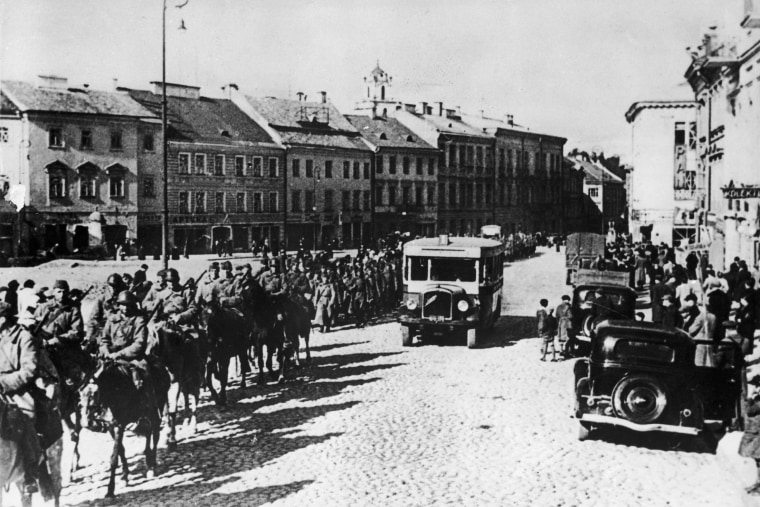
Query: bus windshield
430 258 477 282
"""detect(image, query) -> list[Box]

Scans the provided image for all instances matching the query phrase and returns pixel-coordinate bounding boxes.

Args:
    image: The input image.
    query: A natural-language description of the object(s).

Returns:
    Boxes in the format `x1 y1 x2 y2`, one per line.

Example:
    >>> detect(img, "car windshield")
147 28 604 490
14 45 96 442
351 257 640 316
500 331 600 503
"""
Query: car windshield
611 338 674 363
430 258 477 282
576 288 634 317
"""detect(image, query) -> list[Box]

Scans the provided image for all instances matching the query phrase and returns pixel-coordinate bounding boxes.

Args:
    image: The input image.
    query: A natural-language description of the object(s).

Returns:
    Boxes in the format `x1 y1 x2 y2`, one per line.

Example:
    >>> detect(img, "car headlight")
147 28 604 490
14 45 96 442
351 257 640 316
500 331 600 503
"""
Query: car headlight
406 299 418 310
457 299 470 312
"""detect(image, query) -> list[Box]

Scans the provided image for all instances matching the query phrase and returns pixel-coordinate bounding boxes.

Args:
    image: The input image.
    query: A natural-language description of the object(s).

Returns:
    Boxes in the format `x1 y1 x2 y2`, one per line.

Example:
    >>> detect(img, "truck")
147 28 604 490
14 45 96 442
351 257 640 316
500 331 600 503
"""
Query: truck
565 232 606 285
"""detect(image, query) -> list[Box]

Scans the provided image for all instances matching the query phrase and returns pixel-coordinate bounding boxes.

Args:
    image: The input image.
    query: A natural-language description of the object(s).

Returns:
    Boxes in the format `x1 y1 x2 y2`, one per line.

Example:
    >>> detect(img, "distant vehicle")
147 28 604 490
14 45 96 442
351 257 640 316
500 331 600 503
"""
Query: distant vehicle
574 320 743 441
480 224 502 240
565 232 606 285
398 235 505 348
566 282 638 357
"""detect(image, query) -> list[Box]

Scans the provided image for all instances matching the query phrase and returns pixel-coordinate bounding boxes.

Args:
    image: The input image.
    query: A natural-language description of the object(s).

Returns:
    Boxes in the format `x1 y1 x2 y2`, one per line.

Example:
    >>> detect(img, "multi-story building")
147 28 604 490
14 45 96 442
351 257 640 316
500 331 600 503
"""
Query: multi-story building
624 101 699 245
345 114 439 238
561 157 589 233
234 93 373 250
0 76 159 255
685 1 760 268
569 154 627 234
126 83 285 254
459 113 566 235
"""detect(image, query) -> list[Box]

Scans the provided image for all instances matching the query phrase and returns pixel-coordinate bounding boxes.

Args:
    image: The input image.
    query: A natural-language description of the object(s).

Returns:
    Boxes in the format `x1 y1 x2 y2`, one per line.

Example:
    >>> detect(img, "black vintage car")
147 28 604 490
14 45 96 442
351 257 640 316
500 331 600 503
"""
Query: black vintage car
574 320 743 441
566 283 638 357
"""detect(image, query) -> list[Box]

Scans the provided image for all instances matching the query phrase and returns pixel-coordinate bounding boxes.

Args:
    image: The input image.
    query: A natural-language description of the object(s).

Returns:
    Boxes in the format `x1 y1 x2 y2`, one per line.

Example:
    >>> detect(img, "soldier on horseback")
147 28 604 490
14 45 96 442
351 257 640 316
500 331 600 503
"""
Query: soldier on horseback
195 262 220 306
33 281 84 351
215 261 245 318
86 273 126 349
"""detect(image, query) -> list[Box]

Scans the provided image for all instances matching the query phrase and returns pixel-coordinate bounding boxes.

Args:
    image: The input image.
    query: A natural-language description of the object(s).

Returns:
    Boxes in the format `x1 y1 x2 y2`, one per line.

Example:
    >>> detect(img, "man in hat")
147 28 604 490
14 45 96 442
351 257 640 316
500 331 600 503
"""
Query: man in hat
680 294 704 338
99 291 151 393
660 294 682 328
261 261 286 297
650 274 671 324
132 264 152 303
133 264 149 287
213 261 244 316
33 280 84 348
0 301 43 493
86 273 126 345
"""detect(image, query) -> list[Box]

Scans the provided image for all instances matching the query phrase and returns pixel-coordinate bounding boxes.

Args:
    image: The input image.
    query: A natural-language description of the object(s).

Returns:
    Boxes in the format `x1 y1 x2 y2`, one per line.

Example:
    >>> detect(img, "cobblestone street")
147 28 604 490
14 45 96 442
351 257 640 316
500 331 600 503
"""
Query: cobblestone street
5 247 750 506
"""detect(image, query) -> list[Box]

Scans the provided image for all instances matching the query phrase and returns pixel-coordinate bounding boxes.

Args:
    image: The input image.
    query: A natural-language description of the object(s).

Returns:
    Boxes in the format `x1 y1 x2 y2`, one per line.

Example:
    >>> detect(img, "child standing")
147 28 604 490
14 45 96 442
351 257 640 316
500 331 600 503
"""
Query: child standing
538 299 557 361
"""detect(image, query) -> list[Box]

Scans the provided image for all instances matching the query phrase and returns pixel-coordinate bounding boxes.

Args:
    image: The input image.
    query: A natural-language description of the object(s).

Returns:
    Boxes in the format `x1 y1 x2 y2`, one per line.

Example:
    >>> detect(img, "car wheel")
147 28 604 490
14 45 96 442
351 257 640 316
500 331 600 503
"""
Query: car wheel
401 326 413 347
578 421 593 441
612 375 668 424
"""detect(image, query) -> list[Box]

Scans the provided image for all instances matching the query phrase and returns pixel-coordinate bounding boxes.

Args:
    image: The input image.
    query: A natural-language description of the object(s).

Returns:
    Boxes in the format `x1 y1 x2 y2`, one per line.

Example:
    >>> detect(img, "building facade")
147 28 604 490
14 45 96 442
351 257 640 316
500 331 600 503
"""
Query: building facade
234 94 373 250
345 114 439 239
625 101 699 245
569 155 627 234
685 1 760 269
0 76 160 256
127 83 285 255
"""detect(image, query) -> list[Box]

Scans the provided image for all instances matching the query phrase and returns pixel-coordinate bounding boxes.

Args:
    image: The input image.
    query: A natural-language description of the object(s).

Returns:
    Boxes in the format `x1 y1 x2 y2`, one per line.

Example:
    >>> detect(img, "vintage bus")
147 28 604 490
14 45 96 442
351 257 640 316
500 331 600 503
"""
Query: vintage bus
398 235 505 348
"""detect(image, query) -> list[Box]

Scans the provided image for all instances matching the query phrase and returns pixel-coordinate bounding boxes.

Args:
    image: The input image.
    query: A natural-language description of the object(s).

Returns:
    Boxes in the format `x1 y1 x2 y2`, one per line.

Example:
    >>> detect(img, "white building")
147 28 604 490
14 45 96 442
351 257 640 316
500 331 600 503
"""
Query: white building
624 101 698 245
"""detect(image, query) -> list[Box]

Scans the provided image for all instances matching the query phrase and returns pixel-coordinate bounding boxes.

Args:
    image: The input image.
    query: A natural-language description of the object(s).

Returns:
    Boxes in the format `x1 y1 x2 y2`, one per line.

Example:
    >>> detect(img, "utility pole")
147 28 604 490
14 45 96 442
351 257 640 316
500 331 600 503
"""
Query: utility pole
162 0 169 270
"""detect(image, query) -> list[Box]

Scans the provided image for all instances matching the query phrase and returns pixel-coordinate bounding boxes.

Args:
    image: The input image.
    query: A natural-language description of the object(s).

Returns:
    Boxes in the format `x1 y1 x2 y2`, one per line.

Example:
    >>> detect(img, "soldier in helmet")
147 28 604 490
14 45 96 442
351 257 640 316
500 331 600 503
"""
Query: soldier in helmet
142 269 167 313
86 273 125 346
195 262 220 306
261 261 286 297
153 269 197 326
33 280 84 349
98 291 151 394
214 261 244 316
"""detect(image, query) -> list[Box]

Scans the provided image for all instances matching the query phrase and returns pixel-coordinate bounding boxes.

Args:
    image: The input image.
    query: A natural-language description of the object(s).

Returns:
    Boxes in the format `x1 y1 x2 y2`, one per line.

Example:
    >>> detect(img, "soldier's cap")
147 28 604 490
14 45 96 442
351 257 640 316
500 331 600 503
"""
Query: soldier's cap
0 302 13 318
209 262 220 270
561 295 571 301
53 280 69 291
221 261 233 271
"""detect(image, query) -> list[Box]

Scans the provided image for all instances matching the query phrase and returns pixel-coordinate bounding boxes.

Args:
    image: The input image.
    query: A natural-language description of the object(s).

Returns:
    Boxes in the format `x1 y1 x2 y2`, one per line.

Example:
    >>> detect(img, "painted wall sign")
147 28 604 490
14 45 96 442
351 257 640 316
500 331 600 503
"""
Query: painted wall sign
722 185 760 199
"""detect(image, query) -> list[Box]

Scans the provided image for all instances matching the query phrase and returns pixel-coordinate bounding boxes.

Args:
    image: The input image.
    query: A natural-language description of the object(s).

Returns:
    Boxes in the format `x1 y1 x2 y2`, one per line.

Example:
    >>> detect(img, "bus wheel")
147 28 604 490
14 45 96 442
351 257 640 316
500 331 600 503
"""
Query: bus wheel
467 328 478 349
401 326 413 347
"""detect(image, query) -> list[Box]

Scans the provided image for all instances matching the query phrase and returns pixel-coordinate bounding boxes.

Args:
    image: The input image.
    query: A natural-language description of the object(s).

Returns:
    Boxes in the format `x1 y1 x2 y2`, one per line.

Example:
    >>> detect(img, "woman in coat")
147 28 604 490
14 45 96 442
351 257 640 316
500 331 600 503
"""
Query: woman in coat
314 273 337 333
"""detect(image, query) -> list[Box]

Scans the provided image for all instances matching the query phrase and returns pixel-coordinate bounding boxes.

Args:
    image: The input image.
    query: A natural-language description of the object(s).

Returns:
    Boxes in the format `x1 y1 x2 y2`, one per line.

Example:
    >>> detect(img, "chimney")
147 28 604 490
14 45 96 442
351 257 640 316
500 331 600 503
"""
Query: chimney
434 101 443 116
319 91 327 103
506 114 514 126
416 101 428 114
36 75 68 90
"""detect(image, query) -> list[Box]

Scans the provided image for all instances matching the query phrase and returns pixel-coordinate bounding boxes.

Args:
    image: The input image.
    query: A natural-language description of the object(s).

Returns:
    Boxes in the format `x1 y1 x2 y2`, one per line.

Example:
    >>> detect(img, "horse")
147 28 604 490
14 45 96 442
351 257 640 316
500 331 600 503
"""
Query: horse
150 322 204 447
279 294 313 366
79 358 169 499
247 279 288 384
196 301 250 406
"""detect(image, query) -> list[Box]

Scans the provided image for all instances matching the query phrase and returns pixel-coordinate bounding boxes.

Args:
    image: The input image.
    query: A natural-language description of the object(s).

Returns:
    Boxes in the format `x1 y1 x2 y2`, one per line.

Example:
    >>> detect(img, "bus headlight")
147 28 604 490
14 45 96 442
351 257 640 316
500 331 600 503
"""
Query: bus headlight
406 299 418 311
457 299 470 312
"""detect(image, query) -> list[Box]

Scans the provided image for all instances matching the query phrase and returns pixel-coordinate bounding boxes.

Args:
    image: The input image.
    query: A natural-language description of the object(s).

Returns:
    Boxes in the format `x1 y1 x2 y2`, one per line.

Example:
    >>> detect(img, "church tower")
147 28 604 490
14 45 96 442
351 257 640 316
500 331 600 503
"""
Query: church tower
354 61 398 118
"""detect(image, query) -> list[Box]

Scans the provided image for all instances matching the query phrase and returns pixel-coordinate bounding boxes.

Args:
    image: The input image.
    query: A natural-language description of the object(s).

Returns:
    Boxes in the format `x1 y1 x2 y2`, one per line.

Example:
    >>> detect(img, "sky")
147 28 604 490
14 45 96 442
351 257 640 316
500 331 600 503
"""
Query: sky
0 0 744 161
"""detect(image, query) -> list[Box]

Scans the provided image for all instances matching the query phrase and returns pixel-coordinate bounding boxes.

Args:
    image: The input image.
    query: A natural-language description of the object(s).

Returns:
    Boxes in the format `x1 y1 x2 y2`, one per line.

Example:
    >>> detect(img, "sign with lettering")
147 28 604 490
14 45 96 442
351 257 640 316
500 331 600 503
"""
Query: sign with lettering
722 186 760 199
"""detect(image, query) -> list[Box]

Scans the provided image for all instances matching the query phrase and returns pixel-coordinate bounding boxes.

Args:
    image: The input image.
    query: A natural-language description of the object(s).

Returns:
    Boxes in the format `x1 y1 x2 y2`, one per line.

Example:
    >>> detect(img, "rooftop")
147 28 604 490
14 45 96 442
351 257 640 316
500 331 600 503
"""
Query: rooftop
1 80 156 117
624 100 697 123
570 157 624 184
460 113 567 142
126 89 275 145
345 115 437 151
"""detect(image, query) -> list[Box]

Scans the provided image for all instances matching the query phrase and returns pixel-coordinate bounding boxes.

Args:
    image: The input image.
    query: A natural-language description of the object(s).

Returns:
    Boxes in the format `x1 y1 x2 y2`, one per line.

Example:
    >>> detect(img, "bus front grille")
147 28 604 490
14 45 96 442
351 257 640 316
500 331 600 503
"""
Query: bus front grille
422 290 452 320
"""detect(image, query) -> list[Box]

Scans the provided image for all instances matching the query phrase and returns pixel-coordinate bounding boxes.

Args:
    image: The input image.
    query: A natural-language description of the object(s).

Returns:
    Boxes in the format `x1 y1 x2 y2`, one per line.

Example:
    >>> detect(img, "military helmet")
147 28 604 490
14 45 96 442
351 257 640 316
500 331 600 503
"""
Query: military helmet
107 273 124 287
116 290 137 308
166 268 180 283
221 260 233 271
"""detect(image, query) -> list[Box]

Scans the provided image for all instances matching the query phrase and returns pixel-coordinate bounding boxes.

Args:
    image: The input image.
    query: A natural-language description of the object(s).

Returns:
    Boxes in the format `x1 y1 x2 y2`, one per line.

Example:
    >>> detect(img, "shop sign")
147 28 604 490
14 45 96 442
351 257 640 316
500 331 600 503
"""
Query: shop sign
722 185 760 199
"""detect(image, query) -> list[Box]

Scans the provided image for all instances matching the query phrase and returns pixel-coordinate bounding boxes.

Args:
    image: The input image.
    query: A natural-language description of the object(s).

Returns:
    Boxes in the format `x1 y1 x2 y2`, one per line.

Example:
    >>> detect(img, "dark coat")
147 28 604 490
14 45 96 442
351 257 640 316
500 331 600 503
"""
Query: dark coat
739 398 760 458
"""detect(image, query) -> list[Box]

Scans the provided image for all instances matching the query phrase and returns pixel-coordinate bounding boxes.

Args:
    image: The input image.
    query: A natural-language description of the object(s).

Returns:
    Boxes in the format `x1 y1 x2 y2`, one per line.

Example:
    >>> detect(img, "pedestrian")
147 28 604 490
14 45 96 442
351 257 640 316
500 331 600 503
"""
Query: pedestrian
660 295 682 328
555 295 573 357
739 365 760 495
679 294 704 338
537 299 556 361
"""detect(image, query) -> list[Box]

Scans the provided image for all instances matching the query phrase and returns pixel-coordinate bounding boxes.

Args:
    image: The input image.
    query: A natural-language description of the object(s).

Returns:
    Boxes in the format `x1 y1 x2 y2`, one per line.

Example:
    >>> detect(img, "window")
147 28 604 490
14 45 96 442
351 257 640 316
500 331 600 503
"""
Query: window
376 155 384 173
143 176 155 197
353 161 360 179
363 162 370 179
214 155 225 175
324 189 334 211
81 130 93 150
252 157 262 177
363 190 370 210
143 134 154 152
402 186 411 205
466 146 474 166
428 158 435 176
80 176 96 198
449 144 456 166
268 157 278 177
49 128 63 148
305 190 314 211
459 145 466 167
110 131 122 151
235 156 245 176
269 192 278 212
292 190 301 211
589 187 599 197
292 159 301 177
375 186 383 206
216 192 225 212
449 183 456 206
0 127 8 143
194 153 206 174
179 191 189 213
253 192 262 213
174 153 187 174
351 190 359 210
325 160 333 178
343 161 350 178
109 175 124 197
388 185 396 205
415 186 423 206
402 157 410 175
476 146 483 168
427 184 435 205
195 192 206 213
477 184 483 205
306 159 314 178
342 190 350 210
674 121 686 145
389 156 397 174
416 158 423 175
236 192 246 212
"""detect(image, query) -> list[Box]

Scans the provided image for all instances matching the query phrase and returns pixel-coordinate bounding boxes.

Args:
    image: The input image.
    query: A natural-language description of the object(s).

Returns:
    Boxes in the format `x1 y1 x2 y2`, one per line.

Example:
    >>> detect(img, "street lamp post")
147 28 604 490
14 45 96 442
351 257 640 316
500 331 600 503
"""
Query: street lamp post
161 0 169 270
312 167 320 255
